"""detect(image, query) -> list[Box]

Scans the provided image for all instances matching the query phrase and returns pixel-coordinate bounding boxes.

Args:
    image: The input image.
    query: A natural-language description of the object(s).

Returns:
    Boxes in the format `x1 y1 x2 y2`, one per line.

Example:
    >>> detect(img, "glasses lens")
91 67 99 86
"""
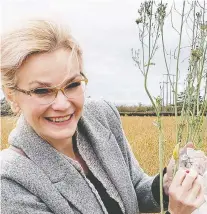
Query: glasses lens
31 80 87 105
64 80 86 99
32 88 56 105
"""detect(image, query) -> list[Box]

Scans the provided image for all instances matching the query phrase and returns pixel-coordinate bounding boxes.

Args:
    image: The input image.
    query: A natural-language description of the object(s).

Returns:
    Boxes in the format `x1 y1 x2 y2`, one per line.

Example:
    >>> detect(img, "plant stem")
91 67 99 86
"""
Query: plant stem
174 0 185 174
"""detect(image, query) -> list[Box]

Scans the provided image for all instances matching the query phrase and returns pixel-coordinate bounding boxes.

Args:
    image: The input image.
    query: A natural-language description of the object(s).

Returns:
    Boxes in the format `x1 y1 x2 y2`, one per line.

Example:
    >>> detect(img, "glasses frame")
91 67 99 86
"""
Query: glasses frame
12 72 88 104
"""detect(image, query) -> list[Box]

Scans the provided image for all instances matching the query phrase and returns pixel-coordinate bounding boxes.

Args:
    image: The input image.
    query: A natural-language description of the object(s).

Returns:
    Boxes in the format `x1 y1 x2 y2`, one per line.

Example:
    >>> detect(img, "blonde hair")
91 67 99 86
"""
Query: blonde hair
1 19 83 91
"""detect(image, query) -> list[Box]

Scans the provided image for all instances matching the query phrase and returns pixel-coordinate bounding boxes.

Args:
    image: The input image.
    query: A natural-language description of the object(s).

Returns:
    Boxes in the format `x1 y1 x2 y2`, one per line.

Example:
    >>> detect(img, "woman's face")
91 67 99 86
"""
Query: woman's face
14 48 85 146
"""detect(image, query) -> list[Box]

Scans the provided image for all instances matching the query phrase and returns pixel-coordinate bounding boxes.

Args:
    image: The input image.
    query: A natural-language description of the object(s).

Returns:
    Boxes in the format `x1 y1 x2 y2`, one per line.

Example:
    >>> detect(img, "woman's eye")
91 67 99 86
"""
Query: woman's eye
66 82 81 89
33 88 52 95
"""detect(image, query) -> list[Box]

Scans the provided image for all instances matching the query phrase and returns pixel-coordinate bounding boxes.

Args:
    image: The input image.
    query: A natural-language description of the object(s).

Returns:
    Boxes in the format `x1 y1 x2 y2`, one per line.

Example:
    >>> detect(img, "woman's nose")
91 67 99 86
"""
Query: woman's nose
51 90 71 110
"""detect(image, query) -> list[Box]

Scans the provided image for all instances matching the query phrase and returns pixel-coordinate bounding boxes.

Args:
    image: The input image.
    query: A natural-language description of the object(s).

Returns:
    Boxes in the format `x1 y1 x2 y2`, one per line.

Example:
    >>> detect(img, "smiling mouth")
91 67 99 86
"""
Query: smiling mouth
45 114 74 123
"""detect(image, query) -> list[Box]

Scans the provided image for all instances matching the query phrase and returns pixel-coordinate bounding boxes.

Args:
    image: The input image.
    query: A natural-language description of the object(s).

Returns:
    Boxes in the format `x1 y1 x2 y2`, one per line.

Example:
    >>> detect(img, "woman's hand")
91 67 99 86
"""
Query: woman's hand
163 142 207 195
168 169 205 214
163 142 194 195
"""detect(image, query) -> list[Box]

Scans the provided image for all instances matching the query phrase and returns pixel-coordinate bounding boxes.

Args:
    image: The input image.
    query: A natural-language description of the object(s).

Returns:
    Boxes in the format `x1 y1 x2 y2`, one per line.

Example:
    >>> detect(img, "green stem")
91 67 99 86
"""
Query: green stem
192 44 207 142
143 2 164 213
161 24 173 89
174 0 186 174
185 1 196 143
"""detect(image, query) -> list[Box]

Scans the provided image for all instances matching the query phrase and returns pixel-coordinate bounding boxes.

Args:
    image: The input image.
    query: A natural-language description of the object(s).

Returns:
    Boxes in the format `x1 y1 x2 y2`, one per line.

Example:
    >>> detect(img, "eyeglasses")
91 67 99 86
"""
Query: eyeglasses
13 73 88 105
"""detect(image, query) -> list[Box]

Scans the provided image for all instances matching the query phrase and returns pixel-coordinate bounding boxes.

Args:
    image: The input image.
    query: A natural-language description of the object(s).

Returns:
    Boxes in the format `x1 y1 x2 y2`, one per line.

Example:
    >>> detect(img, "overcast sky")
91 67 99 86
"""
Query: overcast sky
0 0 203 105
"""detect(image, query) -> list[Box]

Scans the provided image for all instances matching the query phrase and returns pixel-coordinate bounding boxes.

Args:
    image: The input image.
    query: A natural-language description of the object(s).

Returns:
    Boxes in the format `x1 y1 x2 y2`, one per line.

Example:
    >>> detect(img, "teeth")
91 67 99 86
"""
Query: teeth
48 115 72 122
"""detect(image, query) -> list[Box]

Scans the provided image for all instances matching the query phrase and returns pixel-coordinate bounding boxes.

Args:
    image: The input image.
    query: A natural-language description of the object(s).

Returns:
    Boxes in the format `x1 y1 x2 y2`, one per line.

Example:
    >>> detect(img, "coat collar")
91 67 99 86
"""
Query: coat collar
9 113 112 184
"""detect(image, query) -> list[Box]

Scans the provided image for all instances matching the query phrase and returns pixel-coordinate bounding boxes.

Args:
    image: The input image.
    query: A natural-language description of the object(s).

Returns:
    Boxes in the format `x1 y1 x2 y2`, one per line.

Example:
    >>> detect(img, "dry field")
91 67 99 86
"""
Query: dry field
1 116 207 175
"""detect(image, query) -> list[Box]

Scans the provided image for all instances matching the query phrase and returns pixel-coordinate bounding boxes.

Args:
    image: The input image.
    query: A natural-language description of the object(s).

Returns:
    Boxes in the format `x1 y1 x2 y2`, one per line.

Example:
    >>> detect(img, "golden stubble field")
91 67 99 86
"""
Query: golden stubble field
1 116 207 175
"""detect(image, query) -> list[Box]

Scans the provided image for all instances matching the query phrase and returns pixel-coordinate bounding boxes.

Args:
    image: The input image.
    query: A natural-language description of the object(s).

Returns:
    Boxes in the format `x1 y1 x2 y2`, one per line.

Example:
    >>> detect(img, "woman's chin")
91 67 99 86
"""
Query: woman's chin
43 129 75 142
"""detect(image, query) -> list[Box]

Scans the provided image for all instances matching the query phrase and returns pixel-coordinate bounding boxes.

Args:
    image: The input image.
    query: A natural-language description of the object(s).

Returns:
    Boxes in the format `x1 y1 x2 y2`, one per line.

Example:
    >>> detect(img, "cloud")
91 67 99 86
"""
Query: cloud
1 0 198 104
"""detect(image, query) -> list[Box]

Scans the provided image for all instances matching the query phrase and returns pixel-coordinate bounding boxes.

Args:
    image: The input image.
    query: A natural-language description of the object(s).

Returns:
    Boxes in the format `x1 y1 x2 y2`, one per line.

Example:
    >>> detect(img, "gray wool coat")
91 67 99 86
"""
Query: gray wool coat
1 99 162 214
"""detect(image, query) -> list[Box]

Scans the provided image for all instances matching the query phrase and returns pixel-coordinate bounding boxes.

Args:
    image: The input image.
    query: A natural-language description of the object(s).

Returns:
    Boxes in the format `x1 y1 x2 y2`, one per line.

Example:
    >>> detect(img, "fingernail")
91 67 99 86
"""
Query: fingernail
186 170 190 173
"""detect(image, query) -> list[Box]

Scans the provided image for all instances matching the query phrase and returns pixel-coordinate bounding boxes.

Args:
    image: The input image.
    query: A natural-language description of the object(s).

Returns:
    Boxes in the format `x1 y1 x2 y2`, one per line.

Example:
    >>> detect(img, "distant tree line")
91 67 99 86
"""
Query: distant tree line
1 93 206 116
1 98 13 116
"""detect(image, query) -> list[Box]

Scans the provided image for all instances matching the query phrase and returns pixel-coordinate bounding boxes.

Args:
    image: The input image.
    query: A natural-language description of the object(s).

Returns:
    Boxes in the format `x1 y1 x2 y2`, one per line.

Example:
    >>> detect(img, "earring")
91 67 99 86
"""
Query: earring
10 102 20 113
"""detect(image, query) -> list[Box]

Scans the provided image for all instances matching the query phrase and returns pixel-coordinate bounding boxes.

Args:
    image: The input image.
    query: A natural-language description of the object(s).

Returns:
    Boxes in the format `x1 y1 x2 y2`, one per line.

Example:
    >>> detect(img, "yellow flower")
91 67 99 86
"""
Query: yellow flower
173 144 180 160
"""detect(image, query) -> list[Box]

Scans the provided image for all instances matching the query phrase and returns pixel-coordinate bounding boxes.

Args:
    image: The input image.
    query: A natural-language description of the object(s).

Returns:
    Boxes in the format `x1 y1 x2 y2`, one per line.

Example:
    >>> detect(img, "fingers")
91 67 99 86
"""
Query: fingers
168 169 205 214
169 169 199 198
185 176 205 209
188 175 202 199
170 168 186 188
181 170 198 191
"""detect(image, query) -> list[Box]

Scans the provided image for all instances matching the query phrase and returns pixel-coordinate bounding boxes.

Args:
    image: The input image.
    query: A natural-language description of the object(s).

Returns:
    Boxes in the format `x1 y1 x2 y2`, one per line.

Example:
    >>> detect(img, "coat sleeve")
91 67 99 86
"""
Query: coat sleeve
103 100 167 213
1 178 54 214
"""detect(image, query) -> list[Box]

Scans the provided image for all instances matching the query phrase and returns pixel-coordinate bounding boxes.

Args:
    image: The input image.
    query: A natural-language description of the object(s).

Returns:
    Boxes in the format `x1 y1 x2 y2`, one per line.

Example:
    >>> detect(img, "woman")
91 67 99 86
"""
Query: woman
0 20 205 214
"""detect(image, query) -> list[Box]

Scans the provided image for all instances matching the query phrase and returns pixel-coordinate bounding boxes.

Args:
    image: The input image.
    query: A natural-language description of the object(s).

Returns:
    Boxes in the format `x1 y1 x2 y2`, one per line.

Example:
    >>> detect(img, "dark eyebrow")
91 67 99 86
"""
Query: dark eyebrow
29 73 82 87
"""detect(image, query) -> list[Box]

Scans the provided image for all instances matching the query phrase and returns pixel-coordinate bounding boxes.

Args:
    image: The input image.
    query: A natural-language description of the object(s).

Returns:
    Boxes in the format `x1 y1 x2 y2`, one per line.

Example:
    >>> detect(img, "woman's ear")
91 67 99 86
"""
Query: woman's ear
2 87 20 114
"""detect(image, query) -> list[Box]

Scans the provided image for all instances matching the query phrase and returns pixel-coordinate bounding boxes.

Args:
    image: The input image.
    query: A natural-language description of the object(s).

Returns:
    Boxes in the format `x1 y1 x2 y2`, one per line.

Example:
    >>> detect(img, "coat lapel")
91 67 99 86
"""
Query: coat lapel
76 116 125 213
53 163 108 214
77 112 138 214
